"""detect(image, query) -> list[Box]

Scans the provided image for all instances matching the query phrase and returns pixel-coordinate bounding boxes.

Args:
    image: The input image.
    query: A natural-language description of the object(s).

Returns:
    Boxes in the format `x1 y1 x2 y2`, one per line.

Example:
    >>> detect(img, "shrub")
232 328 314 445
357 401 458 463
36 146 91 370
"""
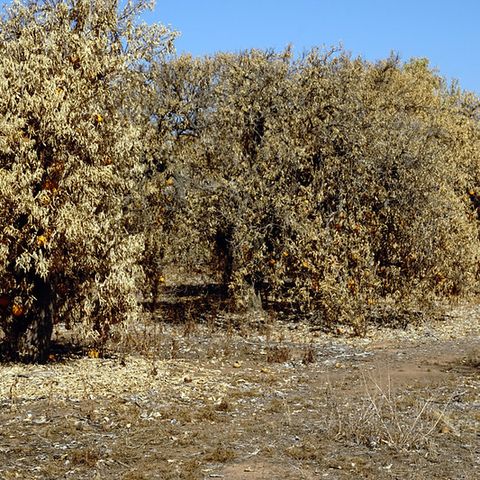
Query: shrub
150 49 480 330
0 0 176 361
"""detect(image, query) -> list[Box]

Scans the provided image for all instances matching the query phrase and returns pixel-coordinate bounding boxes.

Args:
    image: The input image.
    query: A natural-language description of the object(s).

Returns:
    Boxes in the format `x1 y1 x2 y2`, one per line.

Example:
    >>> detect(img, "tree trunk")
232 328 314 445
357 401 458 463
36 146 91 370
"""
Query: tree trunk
215 224 235 286
2 278 53 363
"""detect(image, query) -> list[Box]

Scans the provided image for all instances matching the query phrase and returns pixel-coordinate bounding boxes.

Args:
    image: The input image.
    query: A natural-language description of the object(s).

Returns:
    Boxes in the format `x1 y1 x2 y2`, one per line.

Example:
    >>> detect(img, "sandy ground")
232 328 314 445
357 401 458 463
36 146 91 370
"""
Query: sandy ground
0 302 478 479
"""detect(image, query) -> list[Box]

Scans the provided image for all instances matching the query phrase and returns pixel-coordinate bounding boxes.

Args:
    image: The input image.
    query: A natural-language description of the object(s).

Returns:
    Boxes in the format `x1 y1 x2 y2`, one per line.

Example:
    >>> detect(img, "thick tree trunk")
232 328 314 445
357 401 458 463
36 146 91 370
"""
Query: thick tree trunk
2 278 53 363
15 307 53 363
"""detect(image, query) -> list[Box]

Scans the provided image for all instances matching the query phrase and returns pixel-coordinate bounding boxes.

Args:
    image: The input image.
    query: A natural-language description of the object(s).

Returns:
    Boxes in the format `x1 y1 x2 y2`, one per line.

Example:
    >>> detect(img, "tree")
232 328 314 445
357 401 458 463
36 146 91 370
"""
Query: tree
149 49 480 330
0 0 176 362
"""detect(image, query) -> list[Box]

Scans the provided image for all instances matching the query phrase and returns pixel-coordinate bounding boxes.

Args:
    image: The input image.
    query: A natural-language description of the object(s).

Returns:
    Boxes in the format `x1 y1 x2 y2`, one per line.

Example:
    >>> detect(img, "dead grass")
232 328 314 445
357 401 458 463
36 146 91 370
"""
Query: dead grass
266 345 292 363
326 373 456 452
0 305 478 479
464 351 480 369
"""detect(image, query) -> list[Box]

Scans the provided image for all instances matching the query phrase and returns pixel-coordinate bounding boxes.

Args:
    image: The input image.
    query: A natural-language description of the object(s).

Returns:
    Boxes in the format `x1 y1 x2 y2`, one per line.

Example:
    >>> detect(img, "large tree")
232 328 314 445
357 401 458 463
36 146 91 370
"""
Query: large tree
150 50 480 330
0 0 176 362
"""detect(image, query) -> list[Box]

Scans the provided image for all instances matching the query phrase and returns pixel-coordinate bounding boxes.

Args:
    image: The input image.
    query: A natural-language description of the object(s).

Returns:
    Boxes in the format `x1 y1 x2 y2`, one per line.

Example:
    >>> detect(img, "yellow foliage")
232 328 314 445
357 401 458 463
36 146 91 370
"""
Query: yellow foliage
0 0 177 361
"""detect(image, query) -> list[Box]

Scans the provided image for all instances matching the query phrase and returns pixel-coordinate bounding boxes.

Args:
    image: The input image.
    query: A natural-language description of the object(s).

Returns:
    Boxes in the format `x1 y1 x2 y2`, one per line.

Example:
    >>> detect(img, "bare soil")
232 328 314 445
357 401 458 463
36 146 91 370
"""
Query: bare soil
0 303 478 479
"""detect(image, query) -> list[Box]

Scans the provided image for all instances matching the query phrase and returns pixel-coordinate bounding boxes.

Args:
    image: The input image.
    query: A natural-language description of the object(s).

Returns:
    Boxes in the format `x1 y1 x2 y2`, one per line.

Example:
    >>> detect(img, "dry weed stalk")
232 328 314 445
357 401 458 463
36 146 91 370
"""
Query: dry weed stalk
361 373 454 451
326 373 454 452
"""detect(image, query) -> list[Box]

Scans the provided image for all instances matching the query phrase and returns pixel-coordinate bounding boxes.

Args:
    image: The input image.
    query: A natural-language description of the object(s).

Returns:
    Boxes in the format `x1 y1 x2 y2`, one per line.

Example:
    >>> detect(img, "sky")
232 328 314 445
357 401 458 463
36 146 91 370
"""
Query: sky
142 0 480 94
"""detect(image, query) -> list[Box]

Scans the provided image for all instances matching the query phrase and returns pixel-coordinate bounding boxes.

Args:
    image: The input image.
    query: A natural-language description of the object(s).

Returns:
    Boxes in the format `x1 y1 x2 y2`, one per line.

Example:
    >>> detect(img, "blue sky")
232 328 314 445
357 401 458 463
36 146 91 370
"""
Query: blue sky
143 0 480 94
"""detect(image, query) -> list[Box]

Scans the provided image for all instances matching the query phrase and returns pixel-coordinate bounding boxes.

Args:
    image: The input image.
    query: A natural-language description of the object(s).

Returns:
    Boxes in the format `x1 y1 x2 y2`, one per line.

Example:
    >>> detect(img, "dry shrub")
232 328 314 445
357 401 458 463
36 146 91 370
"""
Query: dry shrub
266 345 292 363
2 2 480 363
150 48 480 330
0 0 176 361
327 375 453 452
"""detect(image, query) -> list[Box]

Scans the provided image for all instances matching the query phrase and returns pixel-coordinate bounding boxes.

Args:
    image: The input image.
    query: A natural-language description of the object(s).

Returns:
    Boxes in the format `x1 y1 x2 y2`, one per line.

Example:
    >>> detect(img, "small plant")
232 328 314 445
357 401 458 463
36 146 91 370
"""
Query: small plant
203 445 236 463
302 343 316 364
266 345 292 363
464 351 480 369
69 447 101 467
327 374 453 452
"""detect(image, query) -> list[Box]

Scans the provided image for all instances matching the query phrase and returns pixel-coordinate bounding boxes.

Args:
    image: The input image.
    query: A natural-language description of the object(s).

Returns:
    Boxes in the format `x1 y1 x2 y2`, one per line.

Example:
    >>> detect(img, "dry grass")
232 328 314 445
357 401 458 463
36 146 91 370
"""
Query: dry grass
464 351 480 369
0 306 478 479
326 373 456 452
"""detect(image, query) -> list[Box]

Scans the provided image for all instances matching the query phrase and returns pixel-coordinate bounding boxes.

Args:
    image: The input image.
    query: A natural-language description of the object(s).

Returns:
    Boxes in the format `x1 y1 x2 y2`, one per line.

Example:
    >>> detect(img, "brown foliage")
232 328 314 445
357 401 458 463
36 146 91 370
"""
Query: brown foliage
0 0 176 361
150 49 480 329
2 1 480 362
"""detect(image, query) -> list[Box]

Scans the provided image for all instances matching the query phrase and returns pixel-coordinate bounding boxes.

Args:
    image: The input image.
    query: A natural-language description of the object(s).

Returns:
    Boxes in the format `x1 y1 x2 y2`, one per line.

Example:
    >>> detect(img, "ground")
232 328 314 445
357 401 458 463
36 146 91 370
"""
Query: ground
0 302 478 479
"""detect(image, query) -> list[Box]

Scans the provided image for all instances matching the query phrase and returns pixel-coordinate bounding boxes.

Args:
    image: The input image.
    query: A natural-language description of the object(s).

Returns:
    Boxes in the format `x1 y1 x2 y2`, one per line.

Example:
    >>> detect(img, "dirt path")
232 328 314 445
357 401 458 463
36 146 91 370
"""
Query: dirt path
0 305 478 479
